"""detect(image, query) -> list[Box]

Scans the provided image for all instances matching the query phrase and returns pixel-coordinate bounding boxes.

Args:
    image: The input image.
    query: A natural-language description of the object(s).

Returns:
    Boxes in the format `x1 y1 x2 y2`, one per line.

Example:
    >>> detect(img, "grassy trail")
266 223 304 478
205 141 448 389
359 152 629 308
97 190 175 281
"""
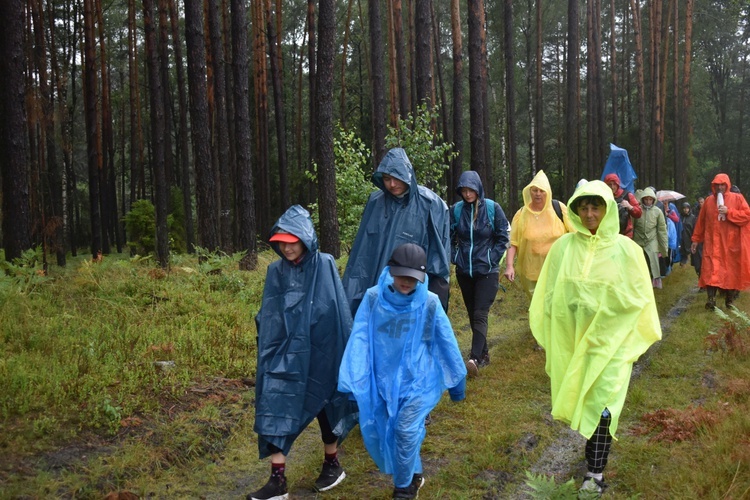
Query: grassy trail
1 256 748 498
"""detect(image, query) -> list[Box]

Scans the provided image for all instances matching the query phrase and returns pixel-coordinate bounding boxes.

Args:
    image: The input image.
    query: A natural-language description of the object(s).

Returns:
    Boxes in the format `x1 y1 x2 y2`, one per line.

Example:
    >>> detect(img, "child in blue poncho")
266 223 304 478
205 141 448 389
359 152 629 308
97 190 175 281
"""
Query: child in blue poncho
249 205 356 500
338 243 467 499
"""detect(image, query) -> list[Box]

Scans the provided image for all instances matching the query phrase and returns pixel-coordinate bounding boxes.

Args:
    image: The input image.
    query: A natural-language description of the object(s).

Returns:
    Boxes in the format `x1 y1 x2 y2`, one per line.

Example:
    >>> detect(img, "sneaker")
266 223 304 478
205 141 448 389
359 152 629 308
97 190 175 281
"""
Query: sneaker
392 474 425 499
478 353 490 367
466 358 479 378
424 413 432 426
580 476 606 496
706 298 716 310
314 461 346 492
247 474 288 500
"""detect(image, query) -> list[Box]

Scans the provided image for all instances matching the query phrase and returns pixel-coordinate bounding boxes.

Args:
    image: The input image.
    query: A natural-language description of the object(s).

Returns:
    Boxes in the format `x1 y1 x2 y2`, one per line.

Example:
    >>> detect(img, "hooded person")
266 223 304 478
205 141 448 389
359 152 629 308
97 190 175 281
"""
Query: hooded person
450 170 510 376
342 148 451 315
632 187 668 288
680 201 702 276
250 205 358 500
603 173 642 238
691 173 750 309
338 243 467 499
503 170 573 299
529 180 662 495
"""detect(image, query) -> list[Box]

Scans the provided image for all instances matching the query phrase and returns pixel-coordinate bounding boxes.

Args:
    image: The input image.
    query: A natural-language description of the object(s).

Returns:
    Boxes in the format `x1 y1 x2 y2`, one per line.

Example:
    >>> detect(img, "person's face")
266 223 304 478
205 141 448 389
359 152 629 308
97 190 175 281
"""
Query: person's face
698 197 705 206
530 186 547 205
642 196 655 207
606 181 619 194
460 187 478 203
279 241 306 262
382 174 408 197
715 184 728 194
682 206 691 215
392 275 418 294
577 202 606 232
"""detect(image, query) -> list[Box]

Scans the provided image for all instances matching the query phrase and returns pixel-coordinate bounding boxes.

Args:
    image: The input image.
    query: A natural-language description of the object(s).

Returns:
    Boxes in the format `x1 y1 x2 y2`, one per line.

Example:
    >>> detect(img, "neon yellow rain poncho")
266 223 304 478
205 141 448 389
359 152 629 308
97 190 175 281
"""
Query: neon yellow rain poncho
508 170 573 296
529 180 662 440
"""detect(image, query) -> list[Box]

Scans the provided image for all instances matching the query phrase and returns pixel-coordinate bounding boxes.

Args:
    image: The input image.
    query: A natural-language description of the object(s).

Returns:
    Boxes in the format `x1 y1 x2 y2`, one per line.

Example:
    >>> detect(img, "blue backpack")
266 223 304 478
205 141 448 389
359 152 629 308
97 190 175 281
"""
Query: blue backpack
452 199 496 230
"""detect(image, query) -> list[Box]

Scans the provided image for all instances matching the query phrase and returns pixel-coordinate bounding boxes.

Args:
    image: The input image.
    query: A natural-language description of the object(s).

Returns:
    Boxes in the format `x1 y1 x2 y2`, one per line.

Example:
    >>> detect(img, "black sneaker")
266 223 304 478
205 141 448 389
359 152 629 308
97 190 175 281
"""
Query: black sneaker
478 353 490 367
314 461 346 492
247 474 288 500
392 474 425 499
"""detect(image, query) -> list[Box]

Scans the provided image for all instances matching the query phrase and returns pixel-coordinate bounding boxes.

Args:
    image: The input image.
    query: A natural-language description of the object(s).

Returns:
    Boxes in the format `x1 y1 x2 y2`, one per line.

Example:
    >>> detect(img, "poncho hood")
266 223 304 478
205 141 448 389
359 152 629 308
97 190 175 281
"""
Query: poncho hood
711 173 732 194
268 204 318 258
455 170 485 200
522 170 553 212
371 148 419 200
567 180 620 242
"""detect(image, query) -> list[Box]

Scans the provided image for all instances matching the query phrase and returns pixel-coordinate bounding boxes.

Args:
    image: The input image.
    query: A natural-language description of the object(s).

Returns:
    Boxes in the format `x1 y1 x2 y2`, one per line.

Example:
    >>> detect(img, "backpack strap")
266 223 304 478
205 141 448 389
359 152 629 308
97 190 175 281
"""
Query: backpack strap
485 199 495 231
552 199 564 222
452 201 464 231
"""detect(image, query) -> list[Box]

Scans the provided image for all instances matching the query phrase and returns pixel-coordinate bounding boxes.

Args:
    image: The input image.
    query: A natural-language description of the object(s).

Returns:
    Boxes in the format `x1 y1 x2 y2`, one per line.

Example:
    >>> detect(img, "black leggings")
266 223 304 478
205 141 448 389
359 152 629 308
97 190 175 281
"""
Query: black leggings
457 272 499 360
267 409 337 455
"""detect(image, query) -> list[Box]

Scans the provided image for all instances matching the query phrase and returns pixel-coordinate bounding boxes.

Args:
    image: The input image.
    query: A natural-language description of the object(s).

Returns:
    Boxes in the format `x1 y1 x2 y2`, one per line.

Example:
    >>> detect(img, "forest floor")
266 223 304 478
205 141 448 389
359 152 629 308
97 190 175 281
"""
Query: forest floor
1 255 749 499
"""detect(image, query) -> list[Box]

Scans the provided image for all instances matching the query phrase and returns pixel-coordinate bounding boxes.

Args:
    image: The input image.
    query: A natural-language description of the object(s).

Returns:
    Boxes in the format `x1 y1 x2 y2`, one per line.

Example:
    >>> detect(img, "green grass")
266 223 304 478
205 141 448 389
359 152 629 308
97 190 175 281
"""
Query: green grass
0 253 748 498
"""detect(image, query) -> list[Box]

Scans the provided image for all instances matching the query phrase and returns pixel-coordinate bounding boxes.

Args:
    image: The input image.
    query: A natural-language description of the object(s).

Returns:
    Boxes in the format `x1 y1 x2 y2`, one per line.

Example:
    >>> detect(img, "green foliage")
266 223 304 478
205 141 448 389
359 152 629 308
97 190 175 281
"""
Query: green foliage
385 104 456 198
523 472 592 499
0 246 47 296
305 125 374 250
705 306 749 355
124 199 157 255
123 195 187 257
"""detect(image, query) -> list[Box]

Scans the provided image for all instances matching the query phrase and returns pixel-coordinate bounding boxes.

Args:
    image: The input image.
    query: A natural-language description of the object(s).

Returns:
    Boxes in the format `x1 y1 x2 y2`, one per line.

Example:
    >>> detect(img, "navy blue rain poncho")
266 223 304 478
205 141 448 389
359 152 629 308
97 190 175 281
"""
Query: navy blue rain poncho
254 205 357 458
338 268 467 488
342 148 451 314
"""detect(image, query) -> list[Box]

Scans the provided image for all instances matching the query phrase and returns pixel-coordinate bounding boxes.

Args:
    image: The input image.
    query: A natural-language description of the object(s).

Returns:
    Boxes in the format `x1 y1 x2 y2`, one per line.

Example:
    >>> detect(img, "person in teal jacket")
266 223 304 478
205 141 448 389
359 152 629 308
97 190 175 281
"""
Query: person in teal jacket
342 148 451 314
249 205 357 500
529 181 662 495
339 243 466 499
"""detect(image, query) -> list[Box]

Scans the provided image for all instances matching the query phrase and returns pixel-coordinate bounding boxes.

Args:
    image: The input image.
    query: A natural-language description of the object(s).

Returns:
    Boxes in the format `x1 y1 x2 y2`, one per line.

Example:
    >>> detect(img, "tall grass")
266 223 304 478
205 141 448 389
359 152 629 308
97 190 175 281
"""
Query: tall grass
1 254 748 499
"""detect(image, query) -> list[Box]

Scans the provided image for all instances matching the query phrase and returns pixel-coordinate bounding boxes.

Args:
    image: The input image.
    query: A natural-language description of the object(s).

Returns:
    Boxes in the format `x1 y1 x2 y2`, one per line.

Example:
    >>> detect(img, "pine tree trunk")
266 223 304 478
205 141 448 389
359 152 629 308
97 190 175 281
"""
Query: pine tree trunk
414 0 432 109
184 0 219 250
0 0 32 261
369 0 387 165
504 0 517 212
316 0 340 257
629 0 646 180
450 0 464 200
565 0 580 196
83 0 103 259
467 0 486 181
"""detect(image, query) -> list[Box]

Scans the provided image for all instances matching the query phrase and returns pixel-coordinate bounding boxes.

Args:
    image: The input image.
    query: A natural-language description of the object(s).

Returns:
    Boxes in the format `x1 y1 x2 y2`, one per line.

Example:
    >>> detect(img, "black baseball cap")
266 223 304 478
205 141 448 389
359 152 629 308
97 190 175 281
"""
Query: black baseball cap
388 243 427 283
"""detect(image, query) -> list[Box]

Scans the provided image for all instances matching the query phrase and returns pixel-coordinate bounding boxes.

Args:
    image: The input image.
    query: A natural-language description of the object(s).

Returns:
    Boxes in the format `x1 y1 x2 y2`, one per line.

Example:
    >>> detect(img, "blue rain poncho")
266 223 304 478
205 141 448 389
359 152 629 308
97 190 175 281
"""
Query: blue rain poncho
529 181 662 440
338 268 466 488
254 205 357 458
342 148 451 314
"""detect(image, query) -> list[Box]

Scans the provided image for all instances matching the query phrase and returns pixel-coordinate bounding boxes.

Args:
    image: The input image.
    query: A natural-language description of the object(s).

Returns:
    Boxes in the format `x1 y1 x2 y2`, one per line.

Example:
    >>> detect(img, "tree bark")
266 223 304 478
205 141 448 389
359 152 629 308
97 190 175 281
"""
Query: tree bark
450 0 464 200
252 0 271 232
369 0 387 165
184 0 219 250
231 0 257 270
83 0 103 259
564 0 580 196
467 0 486 181
316 0 340 257
504 0 517 212
414 0 432 109
676 0 693 195
143 0 169 267
394 0 410 119
0 0 32 261
629 0 646 181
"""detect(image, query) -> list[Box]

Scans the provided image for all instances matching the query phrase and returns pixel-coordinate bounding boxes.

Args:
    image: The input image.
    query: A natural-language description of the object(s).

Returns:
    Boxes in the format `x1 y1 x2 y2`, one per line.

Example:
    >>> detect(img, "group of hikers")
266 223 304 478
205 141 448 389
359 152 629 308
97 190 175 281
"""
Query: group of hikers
249 147 750 500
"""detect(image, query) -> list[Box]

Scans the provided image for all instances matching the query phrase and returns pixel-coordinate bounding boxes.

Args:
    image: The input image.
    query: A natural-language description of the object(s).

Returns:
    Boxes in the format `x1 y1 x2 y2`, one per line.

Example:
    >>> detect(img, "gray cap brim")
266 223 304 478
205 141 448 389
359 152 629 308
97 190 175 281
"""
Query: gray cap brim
389 266 426 283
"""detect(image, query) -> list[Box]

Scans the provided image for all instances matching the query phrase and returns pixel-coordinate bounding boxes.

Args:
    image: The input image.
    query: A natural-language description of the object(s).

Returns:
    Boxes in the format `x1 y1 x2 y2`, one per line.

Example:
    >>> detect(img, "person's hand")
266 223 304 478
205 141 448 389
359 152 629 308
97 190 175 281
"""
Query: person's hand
718 205 728 215
619 199 632 210
690 242 697 254
504 266 515 282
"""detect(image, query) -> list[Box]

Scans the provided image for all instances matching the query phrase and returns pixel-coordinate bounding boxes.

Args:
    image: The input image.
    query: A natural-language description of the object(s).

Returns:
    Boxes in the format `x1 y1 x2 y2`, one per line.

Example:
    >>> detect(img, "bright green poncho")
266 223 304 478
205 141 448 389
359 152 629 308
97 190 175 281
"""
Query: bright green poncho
529 180 662 440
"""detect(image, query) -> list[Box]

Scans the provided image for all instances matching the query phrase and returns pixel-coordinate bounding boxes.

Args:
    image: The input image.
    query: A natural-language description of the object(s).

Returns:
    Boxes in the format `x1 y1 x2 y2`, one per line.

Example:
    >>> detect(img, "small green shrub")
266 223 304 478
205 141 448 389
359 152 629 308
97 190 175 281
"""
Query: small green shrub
124 199 157 255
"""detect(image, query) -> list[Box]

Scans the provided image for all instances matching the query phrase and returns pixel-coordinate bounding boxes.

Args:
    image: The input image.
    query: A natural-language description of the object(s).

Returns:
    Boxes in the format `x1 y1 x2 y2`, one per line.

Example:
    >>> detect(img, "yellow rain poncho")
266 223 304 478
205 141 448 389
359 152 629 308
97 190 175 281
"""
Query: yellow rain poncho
508 170 573 295
529 180 662 440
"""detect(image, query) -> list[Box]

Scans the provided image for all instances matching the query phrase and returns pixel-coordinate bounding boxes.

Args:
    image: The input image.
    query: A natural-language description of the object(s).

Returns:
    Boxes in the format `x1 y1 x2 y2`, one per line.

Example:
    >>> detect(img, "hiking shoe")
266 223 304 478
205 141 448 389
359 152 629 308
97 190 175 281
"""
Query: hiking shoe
247 474 288 500
706 298 716 310
580 476 606 496
466 358 479 378
392 474 425 499
313 461 346 492
478 353 490 367
424 413 432 426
